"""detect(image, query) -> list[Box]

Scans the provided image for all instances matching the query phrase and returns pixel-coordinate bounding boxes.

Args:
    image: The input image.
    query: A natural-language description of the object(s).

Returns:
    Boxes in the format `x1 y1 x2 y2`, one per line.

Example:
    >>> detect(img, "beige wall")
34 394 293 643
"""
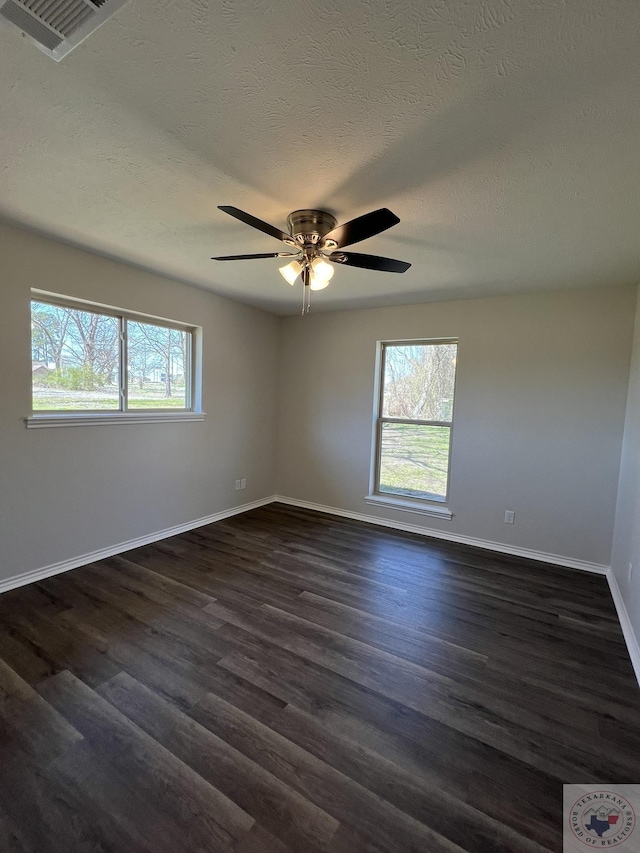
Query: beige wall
0 223 280 582
276 286 636 566
611 285 640 650
1 220 637 593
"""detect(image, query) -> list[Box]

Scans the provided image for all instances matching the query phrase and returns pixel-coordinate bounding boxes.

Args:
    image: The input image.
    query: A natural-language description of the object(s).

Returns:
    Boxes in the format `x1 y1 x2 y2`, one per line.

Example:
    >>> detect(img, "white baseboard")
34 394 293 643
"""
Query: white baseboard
2 492 607 598
0 496 276 595
606 571 640 688
273 495 609 575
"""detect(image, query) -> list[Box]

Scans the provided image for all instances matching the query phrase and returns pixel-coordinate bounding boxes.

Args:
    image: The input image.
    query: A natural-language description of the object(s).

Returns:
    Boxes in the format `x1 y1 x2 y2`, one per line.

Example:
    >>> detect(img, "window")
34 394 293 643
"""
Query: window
369 339 457 513
29 293 202 426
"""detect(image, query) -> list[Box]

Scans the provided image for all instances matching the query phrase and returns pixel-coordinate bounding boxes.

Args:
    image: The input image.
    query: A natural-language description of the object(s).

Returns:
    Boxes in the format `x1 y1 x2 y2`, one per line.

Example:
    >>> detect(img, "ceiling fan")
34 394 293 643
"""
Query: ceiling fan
212 206 411 313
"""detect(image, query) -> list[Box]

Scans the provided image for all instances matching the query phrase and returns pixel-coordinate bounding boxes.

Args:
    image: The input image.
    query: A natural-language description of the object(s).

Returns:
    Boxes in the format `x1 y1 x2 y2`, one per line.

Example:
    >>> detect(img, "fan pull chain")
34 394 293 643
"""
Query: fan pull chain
301 284 311 315
301 265 312 315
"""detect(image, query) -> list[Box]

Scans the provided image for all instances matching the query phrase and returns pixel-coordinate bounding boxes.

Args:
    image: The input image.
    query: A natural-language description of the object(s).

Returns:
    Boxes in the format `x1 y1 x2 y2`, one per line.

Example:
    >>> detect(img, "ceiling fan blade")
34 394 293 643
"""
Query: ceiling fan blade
218 206 291 243
330 251 411 273
211 252 291 261
321 208 400 248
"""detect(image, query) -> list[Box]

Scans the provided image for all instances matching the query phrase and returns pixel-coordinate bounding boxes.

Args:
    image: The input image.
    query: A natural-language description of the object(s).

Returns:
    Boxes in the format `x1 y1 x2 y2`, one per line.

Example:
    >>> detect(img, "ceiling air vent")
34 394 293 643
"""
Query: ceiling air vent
0 0 128 61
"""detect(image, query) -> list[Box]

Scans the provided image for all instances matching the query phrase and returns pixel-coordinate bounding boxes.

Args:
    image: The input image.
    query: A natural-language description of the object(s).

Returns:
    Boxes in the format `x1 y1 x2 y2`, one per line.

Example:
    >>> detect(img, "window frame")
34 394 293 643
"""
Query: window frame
27 290 204 428
367 338 458 518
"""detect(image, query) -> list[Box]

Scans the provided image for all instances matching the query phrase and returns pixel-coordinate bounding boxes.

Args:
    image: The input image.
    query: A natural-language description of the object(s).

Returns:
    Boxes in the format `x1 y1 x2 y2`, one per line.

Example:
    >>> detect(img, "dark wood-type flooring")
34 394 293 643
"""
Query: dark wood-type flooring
1 503 639 852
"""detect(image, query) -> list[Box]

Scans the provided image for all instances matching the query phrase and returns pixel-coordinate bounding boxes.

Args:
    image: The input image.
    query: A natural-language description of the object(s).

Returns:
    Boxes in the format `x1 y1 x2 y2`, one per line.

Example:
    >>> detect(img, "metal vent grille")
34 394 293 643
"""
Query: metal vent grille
0 0 127 60
0 0 62 48
21 0 94 37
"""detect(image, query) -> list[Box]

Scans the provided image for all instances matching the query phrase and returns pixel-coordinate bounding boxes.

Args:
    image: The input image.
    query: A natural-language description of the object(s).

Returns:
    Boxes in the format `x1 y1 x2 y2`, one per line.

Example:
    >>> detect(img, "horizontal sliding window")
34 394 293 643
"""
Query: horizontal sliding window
373 339 458 503
31 295 196 416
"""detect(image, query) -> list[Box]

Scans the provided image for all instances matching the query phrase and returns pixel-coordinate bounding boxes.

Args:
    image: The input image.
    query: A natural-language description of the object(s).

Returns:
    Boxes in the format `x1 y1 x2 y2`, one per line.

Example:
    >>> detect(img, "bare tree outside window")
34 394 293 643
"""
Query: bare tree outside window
127 320 188 408
31 301 120 410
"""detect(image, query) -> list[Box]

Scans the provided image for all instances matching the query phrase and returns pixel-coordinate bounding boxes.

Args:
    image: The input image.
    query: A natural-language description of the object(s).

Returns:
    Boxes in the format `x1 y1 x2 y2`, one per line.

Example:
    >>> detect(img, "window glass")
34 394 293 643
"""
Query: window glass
375 340 458 503
31 301 120 411
31 297 194 416
382 343 457 421
127 321 190 410
379 423 451 501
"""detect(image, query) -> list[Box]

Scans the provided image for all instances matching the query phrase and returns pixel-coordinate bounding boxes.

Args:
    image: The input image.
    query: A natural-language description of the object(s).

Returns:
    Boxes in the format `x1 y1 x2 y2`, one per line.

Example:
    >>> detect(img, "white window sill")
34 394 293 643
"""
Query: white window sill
26 412 206 428
365 493 453 519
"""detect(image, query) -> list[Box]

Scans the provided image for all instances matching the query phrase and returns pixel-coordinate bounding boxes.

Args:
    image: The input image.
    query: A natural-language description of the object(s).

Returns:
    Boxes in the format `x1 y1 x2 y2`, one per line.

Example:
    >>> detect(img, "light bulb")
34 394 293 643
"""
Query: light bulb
310 276 330 291
279 260 302 285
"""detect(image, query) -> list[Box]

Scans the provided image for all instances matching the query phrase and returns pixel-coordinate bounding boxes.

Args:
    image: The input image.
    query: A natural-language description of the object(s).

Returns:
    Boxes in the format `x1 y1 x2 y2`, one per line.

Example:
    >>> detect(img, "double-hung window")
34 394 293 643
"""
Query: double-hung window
369 339 457 513
28 292 202 426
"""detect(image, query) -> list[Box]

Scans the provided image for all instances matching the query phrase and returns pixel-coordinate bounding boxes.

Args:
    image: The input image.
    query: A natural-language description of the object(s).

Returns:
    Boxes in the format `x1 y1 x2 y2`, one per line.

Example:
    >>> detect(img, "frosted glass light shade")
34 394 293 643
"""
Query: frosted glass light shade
311 257 334 282
279 260 302 285
310 257 334 290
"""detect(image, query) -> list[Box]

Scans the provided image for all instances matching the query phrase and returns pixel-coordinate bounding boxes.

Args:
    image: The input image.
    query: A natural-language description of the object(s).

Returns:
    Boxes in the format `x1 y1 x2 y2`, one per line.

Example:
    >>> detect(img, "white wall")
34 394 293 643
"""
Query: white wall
0 223 280 583
611 285 640 662
276 286 636 567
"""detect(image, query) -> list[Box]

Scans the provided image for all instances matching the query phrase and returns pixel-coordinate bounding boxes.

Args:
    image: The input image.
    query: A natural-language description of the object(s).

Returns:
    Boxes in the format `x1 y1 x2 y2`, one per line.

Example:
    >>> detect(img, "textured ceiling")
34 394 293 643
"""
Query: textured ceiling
1 0 640 315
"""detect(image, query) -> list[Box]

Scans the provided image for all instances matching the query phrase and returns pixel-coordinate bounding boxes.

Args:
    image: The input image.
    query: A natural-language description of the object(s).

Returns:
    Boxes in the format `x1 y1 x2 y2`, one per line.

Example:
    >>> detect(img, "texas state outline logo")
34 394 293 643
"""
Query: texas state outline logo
564 786 638 850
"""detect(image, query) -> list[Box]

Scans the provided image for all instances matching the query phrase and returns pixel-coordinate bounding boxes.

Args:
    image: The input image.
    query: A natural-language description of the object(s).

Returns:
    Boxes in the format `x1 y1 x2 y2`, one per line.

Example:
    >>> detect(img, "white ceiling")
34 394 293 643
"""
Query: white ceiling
2 0 640 315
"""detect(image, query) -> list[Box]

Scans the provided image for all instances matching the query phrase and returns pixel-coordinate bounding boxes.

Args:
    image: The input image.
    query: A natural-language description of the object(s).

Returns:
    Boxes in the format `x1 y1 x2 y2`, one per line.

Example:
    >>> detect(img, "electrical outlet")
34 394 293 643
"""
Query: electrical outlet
235 479 241 490
240 478 246 489
504 510 515 524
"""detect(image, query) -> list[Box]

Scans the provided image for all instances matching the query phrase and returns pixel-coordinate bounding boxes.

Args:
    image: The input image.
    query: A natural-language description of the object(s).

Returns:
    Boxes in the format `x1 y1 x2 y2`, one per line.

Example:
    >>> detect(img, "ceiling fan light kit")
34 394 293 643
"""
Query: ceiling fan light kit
213 205 411 314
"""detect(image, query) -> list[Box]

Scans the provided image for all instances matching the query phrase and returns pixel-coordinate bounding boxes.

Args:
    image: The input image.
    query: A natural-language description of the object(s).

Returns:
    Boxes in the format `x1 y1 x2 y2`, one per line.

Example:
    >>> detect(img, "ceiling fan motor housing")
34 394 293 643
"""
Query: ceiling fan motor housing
287 209 337 247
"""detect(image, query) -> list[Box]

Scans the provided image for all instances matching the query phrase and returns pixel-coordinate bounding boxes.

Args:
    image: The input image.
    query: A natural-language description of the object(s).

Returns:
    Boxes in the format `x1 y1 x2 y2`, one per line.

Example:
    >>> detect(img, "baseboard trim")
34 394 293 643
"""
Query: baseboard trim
273 495 609 575
606 571 640 688
0 496 277 595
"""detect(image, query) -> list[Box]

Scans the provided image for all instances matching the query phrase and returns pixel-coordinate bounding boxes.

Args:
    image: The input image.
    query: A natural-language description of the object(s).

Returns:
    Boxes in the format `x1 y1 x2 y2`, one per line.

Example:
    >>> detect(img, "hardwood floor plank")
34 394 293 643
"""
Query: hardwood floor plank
0 584 70 628
466 768 560 851
54 601 287 724
209 600 628 779
277 589 489 675
0 630 55 686
271 702 551 853
0 744 155 853
234 824 296 853
283 594 608 738
190 690 467 853
49 740 181 853
127 540 304 607
0 658 82 765
0 602 121 689
87 555 219 611
37 670 255 851
97 671 339 851
66 568 228 648
214 632 577 838
56 609 211 711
